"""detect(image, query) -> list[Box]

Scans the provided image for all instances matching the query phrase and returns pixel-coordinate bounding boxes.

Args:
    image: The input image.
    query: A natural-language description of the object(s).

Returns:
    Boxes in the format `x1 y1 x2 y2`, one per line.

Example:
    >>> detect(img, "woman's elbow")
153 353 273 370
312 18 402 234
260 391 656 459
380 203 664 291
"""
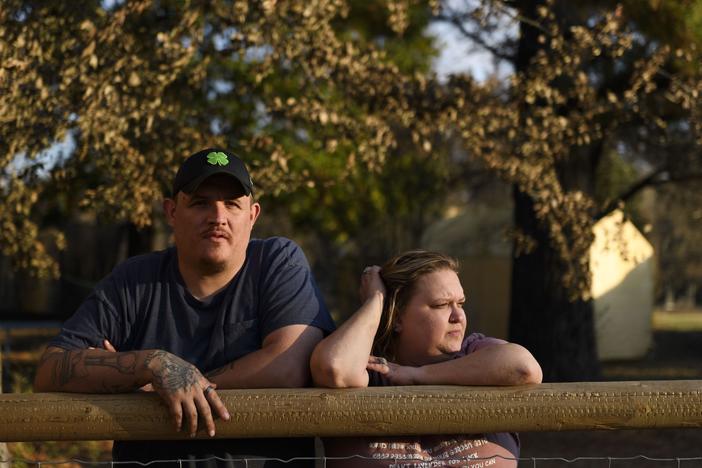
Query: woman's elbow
310 357 367 389
513 346 543 384
514 358 543 384
502 344 542 385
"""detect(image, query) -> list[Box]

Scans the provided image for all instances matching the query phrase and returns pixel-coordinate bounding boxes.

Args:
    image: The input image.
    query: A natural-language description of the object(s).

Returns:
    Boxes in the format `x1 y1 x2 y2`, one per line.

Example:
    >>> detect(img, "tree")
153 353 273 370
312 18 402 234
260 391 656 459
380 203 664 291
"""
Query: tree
434 0 702 380
3 0 702 381
0 0 449 318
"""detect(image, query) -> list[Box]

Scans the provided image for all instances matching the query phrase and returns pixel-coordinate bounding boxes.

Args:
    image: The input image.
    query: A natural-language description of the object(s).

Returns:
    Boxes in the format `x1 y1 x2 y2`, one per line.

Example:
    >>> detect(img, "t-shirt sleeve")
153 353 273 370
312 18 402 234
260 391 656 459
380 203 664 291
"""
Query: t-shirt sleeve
48 274 127 351
460 332 508 356
257 238 335 338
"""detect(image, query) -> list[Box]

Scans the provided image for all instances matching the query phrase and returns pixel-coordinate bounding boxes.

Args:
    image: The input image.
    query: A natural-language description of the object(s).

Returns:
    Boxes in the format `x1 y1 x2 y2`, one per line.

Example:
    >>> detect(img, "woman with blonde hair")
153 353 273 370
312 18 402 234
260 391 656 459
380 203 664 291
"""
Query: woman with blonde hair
311 250 542 468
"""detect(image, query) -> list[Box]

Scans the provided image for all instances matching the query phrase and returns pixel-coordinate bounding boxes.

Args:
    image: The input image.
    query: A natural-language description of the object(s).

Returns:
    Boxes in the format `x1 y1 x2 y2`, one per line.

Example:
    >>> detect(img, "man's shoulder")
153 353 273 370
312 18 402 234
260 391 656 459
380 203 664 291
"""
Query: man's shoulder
248 237 306 262
108 247 175 281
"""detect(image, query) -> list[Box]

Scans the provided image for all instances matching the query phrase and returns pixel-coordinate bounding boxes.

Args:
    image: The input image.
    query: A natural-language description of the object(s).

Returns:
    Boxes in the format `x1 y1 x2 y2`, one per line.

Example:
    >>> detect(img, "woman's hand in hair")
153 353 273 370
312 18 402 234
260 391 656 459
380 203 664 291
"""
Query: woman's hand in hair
359 265 385 303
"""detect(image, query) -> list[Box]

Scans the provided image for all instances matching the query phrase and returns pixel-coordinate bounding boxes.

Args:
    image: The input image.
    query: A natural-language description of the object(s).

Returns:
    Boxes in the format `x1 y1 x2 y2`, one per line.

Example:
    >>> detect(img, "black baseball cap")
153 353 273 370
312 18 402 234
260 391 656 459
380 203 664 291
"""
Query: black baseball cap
172 148 253 197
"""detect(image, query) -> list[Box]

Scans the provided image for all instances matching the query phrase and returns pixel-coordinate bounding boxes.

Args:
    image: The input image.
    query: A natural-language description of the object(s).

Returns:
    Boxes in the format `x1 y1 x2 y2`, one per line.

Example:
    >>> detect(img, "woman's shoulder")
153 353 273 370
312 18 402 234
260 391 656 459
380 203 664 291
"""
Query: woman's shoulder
459 332 509 356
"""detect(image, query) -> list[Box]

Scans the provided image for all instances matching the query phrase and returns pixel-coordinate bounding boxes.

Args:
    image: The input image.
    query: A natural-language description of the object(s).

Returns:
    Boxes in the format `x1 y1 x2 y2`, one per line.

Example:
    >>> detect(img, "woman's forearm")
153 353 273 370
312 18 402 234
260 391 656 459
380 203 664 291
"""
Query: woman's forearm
310 291 384 388
414 343 543 386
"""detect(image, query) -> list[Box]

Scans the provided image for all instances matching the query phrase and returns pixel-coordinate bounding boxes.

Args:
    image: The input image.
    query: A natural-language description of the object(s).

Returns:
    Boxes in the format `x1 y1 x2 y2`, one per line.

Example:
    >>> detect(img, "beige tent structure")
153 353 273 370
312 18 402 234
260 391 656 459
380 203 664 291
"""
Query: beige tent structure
590 210 654 360
422 205 654 360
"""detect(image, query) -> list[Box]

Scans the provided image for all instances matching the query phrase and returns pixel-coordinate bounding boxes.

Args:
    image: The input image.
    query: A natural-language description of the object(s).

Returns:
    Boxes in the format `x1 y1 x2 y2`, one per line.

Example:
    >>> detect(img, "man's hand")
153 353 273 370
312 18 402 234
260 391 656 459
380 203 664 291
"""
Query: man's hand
366 356 420 385
97 341 230 437
144 350 230 437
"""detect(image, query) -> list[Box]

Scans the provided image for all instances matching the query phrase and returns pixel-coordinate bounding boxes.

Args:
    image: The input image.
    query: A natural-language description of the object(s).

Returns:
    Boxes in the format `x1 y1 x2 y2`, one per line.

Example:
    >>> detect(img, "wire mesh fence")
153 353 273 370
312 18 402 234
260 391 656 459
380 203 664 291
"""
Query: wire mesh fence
2 455 702 468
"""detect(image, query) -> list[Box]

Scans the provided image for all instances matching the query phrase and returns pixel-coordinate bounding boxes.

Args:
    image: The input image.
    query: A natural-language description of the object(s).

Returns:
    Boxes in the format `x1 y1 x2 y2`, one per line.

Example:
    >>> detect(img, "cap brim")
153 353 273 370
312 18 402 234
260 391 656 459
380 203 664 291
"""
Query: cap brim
181 171 252 196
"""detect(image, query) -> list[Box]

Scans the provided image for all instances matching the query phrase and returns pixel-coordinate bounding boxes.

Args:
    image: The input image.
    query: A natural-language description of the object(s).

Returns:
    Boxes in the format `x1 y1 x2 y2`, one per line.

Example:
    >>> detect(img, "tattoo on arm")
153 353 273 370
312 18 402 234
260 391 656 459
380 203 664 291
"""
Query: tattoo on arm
84 352 138 375
42 349 139 391
53 350 87 388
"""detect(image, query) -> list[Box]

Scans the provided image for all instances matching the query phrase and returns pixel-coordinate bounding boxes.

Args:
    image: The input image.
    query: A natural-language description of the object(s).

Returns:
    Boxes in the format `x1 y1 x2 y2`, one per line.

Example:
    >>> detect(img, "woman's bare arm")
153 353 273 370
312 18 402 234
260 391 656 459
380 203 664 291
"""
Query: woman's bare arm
310 266 385 388
376 342 543 386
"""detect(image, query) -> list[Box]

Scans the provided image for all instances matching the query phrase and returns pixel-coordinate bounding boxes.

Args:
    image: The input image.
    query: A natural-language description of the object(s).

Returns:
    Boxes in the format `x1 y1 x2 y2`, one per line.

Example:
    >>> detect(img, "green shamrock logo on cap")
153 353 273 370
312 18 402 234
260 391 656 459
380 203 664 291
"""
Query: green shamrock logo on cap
207 151 229 166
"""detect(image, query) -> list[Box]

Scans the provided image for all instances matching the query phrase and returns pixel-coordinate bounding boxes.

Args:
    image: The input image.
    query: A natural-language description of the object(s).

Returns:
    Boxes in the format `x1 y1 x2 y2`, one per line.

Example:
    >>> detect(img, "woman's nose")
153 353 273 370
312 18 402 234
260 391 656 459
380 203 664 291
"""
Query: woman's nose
449 304 466 323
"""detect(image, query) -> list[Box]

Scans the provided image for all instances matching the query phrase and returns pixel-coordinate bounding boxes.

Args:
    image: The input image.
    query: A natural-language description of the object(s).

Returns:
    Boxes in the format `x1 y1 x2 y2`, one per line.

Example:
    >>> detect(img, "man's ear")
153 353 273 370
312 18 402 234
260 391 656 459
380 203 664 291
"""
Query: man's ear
249 200 261 225
163 197 177 226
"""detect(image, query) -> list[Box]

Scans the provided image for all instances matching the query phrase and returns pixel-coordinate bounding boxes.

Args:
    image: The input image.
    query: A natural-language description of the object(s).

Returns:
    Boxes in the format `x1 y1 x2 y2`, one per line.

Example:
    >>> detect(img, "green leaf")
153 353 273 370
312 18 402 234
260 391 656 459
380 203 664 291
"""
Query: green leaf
207 152 229 166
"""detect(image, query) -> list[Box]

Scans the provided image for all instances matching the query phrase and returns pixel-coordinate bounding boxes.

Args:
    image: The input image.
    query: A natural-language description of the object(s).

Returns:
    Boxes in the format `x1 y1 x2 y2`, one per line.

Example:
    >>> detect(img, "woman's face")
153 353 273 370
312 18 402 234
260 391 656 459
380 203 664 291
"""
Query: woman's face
394 268 467 366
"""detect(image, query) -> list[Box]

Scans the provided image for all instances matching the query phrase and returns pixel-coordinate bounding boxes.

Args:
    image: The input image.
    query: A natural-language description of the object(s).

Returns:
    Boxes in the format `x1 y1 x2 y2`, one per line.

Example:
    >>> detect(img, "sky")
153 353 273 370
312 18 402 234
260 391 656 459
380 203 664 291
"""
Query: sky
427 21 514 82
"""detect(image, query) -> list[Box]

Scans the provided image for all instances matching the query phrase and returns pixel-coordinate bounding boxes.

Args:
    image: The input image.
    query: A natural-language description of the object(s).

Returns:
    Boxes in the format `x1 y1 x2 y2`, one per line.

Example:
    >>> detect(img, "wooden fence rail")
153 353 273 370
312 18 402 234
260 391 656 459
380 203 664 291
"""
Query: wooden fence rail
2 380 702 442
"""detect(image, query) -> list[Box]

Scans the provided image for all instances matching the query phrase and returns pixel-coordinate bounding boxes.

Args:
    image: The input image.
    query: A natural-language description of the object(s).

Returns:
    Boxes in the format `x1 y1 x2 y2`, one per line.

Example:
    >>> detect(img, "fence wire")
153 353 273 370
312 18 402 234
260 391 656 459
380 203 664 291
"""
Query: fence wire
2 455 702 467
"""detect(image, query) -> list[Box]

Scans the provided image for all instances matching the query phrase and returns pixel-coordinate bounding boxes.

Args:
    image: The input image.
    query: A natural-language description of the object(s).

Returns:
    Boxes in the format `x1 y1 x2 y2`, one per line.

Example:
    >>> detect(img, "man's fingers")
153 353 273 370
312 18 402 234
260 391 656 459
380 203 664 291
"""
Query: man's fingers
182 400 199 437
168 401 183 432
195 392 216 437
102 339 117 352
205 386 231 421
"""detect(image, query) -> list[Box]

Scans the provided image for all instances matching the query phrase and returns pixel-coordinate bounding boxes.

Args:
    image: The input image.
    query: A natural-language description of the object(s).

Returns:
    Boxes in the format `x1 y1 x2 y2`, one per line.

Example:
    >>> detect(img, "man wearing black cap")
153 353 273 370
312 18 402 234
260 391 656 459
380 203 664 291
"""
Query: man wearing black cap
34 148 336 467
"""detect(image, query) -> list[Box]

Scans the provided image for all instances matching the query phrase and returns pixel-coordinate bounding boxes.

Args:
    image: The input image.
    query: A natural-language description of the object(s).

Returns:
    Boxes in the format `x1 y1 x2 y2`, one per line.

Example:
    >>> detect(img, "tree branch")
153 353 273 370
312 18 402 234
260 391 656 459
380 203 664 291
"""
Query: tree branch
434 13 515 62
594 167 666 221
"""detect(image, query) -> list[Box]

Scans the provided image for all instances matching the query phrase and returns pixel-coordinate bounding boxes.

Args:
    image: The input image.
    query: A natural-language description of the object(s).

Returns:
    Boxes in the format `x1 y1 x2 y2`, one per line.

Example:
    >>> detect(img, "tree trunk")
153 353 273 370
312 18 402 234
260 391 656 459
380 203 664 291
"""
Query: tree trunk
509 189 600 381
508 0 601 381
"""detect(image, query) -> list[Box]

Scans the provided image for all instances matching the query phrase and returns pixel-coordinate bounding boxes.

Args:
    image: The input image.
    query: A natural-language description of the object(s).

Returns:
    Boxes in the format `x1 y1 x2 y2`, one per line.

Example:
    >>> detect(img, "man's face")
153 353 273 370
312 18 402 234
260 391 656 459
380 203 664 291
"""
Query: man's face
164 174 261 273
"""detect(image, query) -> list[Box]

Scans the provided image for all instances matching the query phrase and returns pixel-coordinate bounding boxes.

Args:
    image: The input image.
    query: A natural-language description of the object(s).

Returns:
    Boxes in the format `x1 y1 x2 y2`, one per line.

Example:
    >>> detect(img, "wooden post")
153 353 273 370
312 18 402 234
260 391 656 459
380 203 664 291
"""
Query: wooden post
2 380 702 442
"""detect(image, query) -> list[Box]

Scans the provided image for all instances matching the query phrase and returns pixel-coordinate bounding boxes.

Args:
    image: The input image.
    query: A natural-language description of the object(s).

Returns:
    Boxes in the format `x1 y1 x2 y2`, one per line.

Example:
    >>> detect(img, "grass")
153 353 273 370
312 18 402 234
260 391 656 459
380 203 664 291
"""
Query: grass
651 308 702 331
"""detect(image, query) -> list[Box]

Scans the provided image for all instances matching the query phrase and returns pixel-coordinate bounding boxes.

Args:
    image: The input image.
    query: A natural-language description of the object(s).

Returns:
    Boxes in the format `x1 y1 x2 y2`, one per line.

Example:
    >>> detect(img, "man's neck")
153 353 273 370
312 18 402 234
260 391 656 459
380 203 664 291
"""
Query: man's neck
178 257 244 301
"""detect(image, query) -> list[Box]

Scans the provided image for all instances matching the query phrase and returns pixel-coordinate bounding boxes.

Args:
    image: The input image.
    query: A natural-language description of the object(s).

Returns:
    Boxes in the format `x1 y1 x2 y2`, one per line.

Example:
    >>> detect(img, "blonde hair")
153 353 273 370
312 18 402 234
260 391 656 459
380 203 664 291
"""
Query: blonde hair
373 250 459 360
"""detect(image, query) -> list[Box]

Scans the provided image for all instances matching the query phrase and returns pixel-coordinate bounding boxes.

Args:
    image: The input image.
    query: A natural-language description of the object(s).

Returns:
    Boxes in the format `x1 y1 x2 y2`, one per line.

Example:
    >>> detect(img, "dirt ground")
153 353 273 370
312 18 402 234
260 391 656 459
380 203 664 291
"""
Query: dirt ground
518 331 702 467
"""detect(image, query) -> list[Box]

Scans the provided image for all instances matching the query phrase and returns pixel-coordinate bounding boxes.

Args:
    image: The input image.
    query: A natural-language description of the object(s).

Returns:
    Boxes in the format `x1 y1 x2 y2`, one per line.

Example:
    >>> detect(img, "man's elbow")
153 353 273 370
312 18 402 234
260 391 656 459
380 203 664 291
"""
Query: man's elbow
33 376 49 393
33 347 64 392
33 363 55 392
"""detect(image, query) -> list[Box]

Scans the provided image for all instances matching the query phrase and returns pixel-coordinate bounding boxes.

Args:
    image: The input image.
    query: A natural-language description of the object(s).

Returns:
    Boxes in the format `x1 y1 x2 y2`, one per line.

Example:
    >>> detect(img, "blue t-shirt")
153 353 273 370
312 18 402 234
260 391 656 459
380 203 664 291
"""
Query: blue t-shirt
50 236 335 467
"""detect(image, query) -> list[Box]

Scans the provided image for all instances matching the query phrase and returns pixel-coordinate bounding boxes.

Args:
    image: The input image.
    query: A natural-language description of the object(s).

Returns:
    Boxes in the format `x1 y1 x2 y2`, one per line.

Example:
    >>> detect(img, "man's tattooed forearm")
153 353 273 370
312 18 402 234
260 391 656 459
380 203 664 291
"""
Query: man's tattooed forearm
43 349 139 389
144 350 199 393
84 352 138 375
47 350 87 388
